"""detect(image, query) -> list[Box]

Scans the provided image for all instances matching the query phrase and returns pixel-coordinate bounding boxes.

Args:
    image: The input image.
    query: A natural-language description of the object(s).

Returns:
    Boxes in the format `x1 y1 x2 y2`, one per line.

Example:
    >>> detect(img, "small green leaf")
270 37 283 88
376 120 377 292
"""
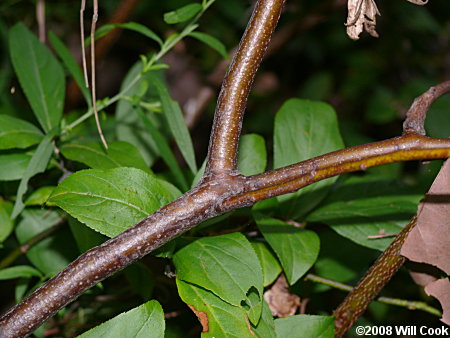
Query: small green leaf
274 99 344 219
15 209 77 275
254 214 320 285
118 22 163 46
275 315 334 337
0 115 43 150
188 31 229 59
48 168 181 237
9 23 65 133
12 130 56 218
176 279 255 338
307 176 421 250
0 199 14 242
173 233 263 320
68 216 106 253
237 134 267 176
116 62 159 166
0 153 32 181
164 3 202 24
251 242 282 287
252 301 276 338
60 141 151 173
48 32 92 106
138 111 188 191
150 74 197 173
24 186 55 206
0 265 42 280
79 300 165 338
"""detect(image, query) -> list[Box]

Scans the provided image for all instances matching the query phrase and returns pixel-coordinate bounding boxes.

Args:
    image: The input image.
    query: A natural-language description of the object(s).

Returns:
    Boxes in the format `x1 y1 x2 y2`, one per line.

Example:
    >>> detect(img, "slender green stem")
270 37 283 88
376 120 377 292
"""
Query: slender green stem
305 274 442 317
63 0 215 133
0 219 65 270
305 274 352 292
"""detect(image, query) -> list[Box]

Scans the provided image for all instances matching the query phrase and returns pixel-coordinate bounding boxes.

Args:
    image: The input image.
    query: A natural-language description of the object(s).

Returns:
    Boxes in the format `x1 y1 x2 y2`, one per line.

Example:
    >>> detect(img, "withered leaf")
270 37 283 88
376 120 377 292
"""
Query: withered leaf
401 160 450 275
345 0 380 40
424 278 450 325
263 274 301 317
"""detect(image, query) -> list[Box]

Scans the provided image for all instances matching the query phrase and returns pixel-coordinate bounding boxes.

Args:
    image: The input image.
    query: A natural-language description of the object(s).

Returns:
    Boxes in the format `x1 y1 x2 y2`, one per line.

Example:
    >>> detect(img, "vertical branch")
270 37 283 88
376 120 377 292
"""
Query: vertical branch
205 0 286 176
90 0 108 149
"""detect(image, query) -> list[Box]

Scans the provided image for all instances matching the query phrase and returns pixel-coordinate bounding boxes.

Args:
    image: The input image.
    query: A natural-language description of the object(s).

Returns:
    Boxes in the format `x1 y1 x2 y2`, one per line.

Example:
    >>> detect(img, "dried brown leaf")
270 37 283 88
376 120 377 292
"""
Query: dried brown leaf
263 274 301 317
401 160 450 274
424 278 450 325
345 0 380 40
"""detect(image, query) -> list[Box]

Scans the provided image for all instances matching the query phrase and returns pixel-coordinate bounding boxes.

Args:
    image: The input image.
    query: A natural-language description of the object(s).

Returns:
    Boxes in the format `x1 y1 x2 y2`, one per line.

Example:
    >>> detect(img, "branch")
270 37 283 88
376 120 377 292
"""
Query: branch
403 80 450 135
205 0 286 175
333 217 417 337
1 0 449 335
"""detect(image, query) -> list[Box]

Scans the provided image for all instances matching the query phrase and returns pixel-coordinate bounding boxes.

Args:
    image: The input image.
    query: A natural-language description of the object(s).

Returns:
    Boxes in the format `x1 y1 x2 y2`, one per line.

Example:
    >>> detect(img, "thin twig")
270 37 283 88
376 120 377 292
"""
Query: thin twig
36 0 46 43
80 0 89 88
90 0 108 149
305 274 442 317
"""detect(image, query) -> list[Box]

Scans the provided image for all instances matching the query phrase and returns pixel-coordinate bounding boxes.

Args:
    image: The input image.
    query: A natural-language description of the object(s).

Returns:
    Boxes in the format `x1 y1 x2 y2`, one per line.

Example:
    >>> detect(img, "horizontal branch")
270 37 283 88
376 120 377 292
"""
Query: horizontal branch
221 134 450 209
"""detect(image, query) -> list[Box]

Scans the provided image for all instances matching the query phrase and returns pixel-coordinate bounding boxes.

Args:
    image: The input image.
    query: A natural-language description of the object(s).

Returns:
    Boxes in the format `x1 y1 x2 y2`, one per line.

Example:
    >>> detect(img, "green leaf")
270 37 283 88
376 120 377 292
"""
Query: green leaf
0 199 14 242
252 301 276 338
25 186 55 206
176 279 254 338
60 141 151 173
116 62 159 166
251 242 282 287
79 300 165 338
0 153 32 181
0 265 42 280
164 3 202 24
118 22 163 46
313 230 376 292
138 111 188 191
48 167 181 237
15 209 78 275
273 99 344 219
237 134 267 176
188 31 229 59
48 32 92 106
12 130 56 218
150 74 197 173
124 263 155 301
275 315 334 337
254 214 320 285
68 216 106 253
86 22 162 47
307 176 421 250
9 23 65 133
0 115 43 150
173 233 263 322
